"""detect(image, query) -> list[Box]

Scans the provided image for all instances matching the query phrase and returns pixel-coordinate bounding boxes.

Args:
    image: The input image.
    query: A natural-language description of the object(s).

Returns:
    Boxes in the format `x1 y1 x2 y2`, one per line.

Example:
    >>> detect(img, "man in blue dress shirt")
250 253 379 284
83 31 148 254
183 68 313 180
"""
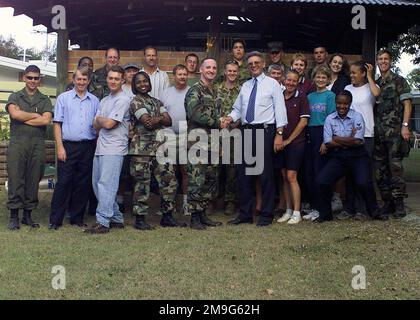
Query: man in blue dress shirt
222 51 288 227
49 67 100 229
315 90 379 222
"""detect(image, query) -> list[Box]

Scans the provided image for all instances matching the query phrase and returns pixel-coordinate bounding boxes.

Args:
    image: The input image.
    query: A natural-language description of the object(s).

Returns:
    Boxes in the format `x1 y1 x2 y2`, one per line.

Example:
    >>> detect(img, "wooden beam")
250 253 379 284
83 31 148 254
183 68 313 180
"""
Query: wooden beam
56 28 69 96
362 9 378 64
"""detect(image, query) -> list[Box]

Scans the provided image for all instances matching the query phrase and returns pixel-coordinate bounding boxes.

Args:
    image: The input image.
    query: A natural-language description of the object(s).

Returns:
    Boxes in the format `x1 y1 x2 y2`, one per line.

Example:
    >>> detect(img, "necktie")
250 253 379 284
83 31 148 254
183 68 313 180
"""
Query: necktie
246 78 257 123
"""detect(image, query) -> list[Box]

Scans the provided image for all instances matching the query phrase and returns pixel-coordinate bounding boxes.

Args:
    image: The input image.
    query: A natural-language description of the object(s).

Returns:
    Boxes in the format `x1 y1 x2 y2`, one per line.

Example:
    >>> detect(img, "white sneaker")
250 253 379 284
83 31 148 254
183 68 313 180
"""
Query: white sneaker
287 212 302 224
303 209 319 220
331 197 343 212
277 213 292 223
310 210 320 221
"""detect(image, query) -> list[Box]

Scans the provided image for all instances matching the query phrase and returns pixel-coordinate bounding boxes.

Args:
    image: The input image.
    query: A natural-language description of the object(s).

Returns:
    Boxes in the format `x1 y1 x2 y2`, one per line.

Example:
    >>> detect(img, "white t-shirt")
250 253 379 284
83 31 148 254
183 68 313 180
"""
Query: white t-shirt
160 86 189 134
344 83 376 137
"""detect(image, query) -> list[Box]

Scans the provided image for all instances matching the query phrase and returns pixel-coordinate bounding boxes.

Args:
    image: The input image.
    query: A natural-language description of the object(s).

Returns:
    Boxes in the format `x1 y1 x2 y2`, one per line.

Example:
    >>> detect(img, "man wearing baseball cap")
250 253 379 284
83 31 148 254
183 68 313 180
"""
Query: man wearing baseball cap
122 63 140 98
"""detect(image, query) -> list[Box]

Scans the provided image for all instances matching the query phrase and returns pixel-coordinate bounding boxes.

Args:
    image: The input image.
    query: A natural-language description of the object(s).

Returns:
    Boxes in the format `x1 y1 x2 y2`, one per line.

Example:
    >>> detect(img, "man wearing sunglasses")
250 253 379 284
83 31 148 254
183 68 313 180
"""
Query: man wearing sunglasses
5 65 53 230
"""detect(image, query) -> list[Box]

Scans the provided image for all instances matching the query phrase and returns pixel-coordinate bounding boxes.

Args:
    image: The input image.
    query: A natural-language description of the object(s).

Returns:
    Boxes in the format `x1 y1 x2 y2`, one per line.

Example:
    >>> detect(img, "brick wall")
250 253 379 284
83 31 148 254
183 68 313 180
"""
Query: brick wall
68 50 362 84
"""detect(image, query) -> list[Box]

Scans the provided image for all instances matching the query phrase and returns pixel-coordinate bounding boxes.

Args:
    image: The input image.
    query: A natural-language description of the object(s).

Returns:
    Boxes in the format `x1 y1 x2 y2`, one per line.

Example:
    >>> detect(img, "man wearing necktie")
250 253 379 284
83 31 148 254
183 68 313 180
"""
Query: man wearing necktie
222 51 288 226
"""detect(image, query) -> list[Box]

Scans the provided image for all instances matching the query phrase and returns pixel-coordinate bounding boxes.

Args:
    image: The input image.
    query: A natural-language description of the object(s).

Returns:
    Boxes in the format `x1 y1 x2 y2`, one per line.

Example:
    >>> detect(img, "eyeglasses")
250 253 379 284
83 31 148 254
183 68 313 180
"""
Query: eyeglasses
26 76 40 81
225 60 239 66
247 61 261 67
271 51 281 55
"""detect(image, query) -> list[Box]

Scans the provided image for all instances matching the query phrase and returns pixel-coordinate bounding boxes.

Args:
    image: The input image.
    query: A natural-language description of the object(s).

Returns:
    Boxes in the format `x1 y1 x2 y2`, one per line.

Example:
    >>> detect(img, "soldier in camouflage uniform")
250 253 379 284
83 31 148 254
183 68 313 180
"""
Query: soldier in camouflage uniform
215 60 242 215
373 49 413 219
6 65 53 230
93 48 120 97
217 39 251 85
185 58 224 230
129 71 186 230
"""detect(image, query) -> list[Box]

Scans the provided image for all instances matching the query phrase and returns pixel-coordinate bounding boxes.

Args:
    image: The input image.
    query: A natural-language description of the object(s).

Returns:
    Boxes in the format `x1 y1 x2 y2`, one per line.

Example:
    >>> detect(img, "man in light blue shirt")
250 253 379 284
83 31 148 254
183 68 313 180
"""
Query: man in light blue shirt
222 51 288 227
315 90 379 222
49 67 100 230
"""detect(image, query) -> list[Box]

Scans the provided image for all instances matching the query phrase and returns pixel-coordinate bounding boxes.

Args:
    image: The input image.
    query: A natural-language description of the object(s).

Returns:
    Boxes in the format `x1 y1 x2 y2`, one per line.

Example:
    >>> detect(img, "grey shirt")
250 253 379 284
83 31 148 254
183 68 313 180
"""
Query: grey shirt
160 86 189 134
95 91 131 156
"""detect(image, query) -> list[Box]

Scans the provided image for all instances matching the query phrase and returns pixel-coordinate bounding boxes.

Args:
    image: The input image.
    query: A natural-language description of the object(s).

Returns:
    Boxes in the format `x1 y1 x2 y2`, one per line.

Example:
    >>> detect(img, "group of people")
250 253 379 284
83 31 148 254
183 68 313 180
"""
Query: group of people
4 40 413 233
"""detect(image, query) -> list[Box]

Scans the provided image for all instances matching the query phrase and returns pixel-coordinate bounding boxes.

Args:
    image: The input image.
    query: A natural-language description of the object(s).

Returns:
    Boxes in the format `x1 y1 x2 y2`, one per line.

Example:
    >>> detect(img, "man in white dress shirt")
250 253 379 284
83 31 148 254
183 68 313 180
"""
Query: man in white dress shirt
222 51 288 227
141 46 170 100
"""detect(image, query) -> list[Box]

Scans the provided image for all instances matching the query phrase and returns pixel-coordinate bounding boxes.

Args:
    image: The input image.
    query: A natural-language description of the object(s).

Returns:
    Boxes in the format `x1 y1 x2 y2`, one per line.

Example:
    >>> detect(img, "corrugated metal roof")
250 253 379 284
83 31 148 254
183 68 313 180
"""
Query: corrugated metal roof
247 0 420 6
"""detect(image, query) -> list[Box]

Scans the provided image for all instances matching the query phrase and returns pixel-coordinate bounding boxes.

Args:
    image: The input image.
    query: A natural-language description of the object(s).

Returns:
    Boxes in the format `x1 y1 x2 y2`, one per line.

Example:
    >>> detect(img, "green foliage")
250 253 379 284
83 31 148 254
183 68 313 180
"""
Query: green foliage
0 35 42 61
406 68 420 90
388 25 420 65
0 112 10 141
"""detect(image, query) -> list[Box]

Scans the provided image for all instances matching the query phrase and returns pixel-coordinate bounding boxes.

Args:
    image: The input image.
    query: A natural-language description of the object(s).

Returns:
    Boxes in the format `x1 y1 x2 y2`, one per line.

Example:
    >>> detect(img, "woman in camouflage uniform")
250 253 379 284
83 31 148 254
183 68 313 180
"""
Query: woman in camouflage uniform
129 72 186 230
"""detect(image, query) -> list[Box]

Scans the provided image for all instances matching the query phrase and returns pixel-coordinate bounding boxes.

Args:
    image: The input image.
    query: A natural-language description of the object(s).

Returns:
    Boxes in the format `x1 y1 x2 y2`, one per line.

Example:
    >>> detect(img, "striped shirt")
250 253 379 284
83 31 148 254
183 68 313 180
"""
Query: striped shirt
140 67 170 100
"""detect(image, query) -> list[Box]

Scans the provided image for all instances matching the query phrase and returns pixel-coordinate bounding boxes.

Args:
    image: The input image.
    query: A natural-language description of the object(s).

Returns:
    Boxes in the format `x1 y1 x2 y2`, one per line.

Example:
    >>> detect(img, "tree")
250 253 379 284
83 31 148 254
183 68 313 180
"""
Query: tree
0 35 43 61
388 25 420 65
406 68 420 90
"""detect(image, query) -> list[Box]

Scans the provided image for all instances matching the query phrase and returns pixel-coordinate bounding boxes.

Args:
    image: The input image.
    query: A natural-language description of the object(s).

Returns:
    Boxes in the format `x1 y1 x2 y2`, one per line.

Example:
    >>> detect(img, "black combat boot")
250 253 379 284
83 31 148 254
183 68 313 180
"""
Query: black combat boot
393 198 406 219
199 212 222 227
134 215 155 230
21 210 40 228
372 200 394 220
160 212 187 227
190 212 206 230
8 209 20 230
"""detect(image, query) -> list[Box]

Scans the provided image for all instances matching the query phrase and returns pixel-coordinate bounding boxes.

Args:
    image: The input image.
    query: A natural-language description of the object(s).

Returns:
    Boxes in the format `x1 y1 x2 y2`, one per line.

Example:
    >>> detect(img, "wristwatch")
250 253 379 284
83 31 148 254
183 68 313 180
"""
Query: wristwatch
402 122 409 127
276 129 283 136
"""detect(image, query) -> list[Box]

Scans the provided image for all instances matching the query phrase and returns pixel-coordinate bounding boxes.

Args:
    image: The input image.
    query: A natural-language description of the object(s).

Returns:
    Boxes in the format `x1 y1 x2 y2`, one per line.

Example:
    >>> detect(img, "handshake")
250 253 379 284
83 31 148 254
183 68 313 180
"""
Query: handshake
219 116 234 129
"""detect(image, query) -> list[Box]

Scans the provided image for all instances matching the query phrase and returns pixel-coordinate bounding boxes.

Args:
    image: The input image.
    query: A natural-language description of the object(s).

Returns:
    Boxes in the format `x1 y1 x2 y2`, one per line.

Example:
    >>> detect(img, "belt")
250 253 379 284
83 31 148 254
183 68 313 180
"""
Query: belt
63 139 96 143
241 123 275 129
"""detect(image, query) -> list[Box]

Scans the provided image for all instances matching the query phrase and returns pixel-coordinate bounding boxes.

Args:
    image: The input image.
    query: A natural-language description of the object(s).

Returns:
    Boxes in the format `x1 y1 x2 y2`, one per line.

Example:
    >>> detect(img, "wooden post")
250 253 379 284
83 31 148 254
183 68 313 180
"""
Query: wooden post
56 29 69 96
362 9 378 65
207 15 221 63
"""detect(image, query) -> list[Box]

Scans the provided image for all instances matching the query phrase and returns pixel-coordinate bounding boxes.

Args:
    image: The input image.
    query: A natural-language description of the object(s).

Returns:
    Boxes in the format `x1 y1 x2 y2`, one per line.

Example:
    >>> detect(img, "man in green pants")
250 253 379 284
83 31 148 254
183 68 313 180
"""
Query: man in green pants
5 65 53 230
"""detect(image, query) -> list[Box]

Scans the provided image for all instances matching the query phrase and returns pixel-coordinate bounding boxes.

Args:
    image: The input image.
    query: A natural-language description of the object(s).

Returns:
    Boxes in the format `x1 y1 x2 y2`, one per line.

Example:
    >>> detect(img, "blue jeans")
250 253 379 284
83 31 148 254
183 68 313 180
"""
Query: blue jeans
92 155 124 227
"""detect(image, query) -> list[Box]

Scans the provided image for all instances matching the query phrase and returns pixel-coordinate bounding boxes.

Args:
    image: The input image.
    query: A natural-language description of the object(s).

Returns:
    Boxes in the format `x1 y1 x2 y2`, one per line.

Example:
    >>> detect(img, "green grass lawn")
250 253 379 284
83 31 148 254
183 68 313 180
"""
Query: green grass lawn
404 148 420 182
0 191 419 300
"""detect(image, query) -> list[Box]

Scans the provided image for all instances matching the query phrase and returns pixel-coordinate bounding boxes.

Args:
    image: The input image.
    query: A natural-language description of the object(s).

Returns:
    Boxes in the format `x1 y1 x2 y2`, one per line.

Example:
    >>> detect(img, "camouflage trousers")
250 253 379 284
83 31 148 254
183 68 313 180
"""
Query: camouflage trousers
373 136 407 200
219 164 237 203
130 156 177 216
186 162 220 214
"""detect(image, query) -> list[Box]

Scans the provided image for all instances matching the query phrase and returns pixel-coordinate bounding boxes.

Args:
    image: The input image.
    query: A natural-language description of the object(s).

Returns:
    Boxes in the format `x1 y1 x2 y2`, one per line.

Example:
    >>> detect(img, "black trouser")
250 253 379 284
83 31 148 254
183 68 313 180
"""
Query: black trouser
304 126 328 210
316 147 378 220
50 140 96 225
237 124 275 221
345 137 374 214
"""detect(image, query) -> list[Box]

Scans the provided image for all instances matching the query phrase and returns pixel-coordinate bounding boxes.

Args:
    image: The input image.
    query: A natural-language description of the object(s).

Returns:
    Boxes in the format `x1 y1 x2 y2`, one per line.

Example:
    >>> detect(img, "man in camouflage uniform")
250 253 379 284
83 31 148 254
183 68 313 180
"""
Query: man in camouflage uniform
129 71 185 230
217 39 251 85
185 58 224 230
374 49 413 219
93 47 120 97
5 65 53 230
215 60 241 215
264 42 288 82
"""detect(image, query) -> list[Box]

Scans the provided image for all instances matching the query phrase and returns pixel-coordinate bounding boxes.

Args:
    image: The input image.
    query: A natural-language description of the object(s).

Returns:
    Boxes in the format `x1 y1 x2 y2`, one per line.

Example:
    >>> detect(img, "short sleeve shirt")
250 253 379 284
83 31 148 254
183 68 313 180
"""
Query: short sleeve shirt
283 90 310 144
307 90 336 126
95 91 131 156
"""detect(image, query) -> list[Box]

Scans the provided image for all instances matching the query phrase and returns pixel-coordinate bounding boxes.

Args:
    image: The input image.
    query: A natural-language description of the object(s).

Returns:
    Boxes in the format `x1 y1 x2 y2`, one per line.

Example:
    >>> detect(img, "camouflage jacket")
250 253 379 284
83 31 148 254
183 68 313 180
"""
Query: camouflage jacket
216 60 251 85
375 71 412 138
129 94 168 156
215 82 241 116
185 80 221 152
93 65 111 97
